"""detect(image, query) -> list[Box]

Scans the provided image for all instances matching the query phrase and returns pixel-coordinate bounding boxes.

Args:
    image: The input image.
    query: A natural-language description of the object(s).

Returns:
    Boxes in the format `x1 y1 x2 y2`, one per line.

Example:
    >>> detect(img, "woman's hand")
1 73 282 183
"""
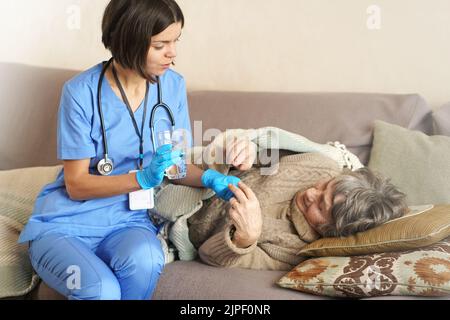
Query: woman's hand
201 169 241 201
228 182 262 248
136 144 183 190
225 137 257 171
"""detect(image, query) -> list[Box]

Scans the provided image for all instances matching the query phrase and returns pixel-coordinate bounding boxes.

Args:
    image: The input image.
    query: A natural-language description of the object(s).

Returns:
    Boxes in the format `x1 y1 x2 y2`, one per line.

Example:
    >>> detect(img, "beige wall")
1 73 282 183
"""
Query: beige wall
1 0 449 109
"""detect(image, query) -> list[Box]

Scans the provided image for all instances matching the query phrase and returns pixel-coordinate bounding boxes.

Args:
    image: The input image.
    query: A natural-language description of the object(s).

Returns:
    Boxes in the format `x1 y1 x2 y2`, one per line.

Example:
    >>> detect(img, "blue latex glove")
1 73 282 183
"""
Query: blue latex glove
136 144 184 190
201 169 241 201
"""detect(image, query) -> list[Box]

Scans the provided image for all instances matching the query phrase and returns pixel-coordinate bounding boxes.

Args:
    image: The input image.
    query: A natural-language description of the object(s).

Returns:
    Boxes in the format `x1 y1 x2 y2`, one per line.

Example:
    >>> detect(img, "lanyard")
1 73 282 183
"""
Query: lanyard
111 63 149 170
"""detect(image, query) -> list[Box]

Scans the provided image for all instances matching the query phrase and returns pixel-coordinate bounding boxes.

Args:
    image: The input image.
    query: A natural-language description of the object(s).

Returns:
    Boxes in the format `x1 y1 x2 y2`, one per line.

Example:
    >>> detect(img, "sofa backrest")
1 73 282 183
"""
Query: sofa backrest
0 63 78 170
0 62 433 170
433 102 450 136
188 91 433 165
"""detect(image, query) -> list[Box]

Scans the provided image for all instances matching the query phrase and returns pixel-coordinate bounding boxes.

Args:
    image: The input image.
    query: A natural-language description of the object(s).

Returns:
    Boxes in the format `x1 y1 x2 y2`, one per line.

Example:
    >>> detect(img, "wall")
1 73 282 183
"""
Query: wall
1 0 449 109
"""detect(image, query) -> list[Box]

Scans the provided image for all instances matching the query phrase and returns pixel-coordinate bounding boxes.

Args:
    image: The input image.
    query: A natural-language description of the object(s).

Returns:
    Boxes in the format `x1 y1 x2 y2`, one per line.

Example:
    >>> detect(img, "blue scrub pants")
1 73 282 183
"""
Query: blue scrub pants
28 227 165 300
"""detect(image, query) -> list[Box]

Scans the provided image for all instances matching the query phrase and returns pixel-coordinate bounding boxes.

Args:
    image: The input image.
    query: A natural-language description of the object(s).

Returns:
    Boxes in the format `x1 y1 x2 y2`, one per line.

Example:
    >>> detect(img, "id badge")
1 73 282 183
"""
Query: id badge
129 170 154 210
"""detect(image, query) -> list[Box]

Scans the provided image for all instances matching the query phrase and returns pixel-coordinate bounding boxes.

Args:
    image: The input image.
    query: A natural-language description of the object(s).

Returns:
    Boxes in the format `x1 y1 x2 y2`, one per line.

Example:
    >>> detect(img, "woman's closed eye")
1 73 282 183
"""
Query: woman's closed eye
153 37 181 50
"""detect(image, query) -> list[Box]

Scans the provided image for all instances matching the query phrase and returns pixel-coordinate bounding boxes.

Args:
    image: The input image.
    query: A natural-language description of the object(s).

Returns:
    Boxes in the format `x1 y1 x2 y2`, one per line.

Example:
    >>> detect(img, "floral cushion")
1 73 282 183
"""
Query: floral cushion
278 237 450 298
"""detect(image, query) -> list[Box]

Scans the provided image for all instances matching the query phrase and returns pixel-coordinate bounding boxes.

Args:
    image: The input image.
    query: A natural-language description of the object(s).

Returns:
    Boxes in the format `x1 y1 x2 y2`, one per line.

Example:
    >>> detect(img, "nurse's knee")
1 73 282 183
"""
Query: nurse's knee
70 273 121 300
113 234 165 277
135 239 165 276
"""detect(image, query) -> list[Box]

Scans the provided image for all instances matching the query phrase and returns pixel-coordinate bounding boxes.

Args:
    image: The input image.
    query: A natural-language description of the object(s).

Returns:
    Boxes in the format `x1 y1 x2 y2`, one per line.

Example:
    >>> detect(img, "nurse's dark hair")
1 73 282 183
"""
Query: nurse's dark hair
102 0 184 83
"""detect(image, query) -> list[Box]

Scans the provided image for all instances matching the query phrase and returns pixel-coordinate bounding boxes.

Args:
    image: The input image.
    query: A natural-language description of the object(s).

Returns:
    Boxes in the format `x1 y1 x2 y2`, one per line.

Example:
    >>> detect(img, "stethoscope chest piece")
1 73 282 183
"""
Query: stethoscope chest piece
97 156 114 176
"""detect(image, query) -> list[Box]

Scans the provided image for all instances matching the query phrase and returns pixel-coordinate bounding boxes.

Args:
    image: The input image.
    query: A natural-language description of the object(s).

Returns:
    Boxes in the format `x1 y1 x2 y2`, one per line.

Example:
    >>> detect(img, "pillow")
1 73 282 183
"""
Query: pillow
368 120 450 206
299 204 450 257
278 237 450 298
433 103 450 136
0 165 61 299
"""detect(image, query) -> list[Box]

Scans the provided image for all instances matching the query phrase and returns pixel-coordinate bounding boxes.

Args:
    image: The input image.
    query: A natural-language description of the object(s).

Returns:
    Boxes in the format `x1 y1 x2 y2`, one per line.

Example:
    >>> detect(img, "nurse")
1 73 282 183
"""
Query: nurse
18 0 249 300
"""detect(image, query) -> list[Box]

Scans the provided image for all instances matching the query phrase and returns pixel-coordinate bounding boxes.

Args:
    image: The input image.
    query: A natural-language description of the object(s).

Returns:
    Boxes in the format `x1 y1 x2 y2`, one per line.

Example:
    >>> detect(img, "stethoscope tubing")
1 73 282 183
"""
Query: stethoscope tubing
96 58 176 175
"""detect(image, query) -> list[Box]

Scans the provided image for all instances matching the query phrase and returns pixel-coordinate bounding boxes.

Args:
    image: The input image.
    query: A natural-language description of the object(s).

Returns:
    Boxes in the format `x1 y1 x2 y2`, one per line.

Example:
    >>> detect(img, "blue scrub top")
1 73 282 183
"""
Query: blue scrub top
18 63 193 244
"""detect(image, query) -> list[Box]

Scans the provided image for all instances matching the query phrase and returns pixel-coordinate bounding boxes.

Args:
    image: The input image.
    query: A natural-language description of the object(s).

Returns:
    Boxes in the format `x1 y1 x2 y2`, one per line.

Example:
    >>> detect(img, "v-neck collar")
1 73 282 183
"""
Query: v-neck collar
101 65 149 114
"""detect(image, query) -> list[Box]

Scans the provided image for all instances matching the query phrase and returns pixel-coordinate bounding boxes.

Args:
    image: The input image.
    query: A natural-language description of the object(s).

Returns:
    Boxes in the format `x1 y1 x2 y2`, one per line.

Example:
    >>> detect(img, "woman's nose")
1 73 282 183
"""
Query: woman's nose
166 43 177 59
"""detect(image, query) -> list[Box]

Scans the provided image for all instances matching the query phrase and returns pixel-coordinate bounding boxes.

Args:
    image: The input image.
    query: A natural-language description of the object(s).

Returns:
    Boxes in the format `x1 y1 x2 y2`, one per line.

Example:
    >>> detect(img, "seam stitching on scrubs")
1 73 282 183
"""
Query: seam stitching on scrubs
31 235 105 299
133 227 158 300
63 236 106 299
29 254 72 297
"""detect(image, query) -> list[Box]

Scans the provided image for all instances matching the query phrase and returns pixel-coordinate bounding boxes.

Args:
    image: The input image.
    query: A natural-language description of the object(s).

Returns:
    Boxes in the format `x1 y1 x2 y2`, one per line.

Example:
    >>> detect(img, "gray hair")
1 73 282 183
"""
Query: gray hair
318 167 408 238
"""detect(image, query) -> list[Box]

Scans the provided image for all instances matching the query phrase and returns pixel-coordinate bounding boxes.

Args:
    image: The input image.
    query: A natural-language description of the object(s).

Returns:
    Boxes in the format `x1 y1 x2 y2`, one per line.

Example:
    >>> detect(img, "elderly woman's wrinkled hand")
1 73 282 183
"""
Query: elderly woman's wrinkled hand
225 137 257 171
228 182 262 248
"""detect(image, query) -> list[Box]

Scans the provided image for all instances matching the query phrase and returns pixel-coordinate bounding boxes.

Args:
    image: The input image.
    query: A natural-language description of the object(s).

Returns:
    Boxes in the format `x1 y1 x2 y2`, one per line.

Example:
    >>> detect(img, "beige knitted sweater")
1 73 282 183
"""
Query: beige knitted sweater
188 153 342 271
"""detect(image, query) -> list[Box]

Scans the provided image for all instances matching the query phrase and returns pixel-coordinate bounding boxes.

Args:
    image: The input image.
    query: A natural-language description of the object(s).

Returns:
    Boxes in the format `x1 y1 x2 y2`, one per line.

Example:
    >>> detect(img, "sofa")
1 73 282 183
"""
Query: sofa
1 62 449 300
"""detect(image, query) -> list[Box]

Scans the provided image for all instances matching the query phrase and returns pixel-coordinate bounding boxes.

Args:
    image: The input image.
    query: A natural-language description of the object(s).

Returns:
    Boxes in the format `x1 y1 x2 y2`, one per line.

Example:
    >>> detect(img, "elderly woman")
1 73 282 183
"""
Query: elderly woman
188 143 408 271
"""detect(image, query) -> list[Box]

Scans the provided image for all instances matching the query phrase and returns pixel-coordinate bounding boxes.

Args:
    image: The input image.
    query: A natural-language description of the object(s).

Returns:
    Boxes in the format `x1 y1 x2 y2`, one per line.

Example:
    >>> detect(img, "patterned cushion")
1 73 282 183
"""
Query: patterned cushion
278 237 450 298
299 204 450 257
0 166 61 299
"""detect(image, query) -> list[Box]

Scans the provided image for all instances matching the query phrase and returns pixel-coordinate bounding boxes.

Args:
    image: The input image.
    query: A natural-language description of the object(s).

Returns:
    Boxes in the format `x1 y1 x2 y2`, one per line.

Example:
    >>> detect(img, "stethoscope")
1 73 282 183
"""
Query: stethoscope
96 58 176 176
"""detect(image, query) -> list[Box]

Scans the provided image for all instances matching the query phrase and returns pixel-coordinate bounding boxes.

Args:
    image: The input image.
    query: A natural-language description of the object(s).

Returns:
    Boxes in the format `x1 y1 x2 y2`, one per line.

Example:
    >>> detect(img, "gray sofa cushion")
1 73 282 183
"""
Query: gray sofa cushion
152 261 331 300
369 121 450 205
433 102 450 136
